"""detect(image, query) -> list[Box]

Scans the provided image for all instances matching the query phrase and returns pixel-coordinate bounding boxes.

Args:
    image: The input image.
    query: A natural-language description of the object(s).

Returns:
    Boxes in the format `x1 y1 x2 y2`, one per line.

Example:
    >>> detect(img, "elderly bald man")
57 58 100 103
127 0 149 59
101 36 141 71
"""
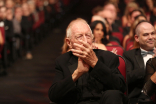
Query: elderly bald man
48 18 127 104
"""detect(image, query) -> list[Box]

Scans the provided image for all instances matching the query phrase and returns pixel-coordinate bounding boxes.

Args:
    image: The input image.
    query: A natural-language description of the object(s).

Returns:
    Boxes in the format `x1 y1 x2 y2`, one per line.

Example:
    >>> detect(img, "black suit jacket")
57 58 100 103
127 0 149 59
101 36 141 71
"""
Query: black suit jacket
123 48 145 98
49 49 126 104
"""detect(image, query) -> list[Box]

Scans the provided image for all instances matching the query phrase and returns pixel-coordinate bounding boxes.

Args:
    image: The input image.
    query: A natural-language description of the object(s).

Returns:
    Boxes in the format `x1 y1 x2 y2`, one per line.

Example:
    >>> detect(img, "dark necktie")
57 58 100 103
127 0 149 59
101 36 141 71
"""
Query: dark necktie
141 50 154 57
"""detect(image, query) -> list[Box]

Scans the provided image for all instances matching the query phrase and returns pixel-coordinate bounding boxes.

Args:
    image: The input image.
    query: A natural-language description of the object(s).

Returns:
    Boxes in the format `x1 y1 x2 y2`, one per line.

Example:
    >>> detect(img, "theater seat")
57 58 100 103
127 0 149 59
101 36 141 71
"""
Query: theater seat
126 41 134 51
112 32 123 44
109 41 120 45
117 55 128 95
106 45 124 56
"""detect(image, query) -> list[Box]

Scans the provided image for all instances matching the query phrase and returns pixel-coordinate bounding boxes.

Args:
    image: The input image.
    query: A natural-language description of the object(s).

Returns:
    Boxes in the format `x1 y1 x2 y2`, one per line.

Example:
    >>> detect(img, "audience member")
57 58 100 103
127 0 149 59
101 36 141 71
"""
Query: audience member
90 20 108 50
6 0 15 9
49 18 127 104
21 3 33 59
103 2 121 33
92 6 103 16
150 3 156 27
123 20 156 103
13 6 23 57
123 9 145 37
143 0 154 15
123 15 147 49
91 15 106 24
122 2 139 27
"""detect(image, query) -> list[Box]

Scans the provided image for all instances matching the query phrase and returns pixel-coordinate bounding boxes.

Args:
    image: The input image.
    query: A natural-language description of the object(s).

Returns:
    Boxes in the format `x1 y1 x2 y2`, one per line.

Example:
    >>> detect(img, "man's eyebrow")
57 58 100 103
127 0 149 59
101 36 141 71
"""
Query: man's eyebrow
75 33 82 35
142 31 156 35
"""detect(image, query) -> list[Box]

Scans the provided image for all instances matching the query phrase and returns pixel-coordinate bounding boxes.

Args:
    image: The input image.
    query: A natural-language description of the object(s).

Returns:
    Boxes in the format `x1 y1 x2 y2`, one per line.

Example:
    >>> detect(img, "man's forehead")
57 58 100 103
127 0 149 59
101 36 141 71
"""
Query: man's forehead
71 22 91 33
139 22 154 33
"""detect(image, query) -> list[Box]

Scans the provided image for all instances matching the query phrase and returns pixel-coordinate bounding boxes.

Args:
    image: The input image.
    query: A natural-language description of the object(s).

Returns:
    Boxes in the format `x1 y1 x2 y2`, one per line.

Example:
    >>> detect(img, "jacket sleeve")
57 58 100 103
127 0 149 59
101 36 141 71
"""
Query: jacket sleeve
123 52 145 85
90 53 126 93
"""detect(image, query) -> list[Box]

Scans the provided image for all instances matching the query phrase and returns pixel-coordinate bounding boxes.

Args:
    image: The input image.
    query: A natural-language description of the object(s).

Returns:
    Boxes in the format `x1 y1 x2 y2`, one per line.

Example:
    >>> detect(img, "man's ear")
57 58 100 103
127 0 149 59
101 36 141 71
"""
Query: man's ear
66 38 72 49
134 35 139 42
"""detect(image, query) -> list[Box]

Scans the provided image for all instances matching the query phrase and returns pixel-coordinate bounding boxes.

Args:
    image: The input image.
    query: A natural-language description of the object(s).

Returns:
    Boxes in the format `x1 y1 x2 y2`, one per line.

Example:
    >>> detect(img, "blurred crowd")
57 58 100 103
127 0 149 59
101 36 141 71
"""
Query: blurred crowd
0 0 75 75
62 0 156 55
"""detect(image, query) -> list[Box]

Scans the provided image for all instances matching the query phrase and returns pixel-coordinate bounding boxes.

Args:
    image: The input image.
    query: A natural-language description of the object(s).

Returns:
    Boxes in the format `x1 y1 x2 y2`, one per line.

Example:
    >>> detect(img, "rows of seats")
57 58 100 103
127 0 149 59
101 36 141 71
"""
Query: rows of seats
0 0 80 76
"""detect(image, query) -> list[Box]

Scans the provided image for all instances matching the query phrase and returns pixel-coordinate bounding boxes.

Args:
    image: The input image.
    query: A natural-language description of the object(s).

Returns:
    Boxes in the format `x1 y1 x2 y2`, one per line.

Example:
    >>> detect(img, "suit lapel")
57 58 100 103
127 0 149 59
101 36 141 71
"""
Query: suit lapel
67 55 84 85
135 48 145 70
68 54 78 74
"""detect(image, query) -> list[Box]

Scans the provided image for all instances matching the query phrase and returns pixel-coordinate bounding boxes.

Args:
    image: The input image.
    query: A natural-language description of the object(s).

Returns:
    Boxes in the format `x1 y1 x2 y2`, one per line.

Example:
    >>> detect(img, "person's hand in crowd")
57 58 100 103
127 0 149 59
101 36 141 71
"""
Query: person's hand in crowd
71 40 98 68
111 48 117 55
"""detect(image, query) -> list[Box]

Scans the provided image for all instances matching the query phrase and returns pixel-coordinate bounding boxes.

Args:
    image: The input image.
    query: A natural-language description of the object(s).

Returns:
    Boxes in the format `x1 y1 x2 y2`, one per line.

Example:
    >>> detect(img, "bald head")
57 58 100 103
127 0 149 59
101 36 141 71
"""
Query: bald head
66 18 92 38
134 21 156 51
135 22 154 36
66 18 93 49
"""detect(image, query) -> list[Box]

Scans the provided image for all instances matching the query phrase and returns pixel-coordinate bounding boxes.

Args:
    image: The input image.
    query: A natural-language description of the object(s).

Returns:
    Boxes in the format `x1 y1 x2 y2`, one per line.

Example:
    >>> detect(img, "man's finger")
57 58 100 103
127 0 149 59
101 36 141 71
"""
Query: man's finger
73 43 87 51
72 52 84 58
71 49 86 55
78 40 90 48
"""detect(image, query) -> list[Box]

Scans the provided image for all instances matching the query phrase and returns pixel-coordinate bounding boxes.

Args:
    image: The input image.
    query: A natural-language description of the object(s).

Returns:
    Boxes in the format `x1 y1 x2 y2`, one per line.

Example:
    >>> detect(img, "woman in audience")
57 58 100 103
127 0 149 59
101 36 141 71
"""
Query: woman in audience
122 2 139 27
123 15 147 50
90 20 109 50
144 0 154 14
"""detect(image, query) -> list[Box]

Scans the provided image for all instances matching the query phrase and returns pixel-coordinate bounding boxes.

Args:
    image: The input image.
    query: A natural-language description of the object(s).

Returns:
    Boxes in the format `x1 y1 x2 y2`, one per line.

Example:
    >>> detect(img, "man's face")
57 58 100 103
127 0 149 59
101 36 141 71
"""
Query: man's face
135 22 156 51
102 10 114 25
130 11 141 24
67 22 93 50
104 4 117 20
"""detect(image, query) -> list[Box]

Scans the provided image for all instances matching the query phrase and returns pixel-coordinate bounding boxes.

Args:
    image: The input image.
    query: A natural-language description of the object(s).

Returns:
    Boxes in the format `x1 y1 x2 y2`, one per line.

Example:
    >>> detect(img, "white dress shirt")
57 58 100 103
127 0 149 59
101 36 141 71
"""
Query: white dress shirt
140 48 153 67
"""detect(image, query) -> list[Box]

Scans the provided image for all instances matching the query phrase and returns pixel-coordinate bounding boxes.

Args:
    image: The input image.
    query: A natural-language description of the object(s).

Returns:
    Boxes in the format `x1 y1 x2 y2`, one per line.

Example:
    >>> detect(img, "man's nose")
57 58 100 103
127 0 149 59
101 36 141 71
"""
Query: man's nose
82 35 87 43
149 34 155 39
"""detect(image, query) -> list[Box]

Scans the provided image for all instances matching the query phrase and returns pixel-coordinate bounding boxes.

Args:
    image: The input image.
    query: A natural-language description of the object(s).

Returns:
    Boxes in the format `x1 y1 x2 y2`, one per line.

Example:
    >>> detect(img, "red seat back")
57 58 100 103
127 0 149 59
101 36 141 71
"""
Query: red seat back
106 45 124 56
0 27 5 54
112 32 123 44
118 55 127 95
126 41 134 51
118 55 126 81
118 27 123 33
109 41 120 45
